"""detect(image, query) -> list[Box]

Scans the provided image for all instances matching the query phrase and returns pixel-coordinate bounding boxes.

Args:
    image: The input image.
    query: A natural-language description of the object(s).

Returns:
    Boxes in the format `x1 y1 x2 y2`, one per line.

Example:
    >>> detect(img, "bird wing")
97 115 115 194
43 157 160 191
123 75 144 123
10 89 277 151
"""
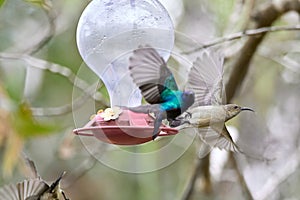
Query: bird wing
185 49 225 107
198 140 213 158
23 155 40 179
129 45 178 104
197 125 240 152
0 179 48 200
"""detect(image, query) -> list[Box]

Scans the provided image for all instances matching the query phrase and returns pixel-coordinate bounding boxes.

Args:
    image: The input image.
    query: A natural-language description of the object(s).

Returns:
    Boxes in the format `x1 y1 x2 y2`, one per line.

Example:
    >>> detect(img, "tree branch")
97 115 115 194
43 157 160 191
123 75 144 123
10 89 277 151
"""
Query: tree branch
0 53 107 116
181 156 210 200
183 25 300 55
26 5 57 55
225 0 300 101
181 0 300 199
30 82 105 116
254 146 300 200
225 1 300 199
229 153 253 200
224 1 300 199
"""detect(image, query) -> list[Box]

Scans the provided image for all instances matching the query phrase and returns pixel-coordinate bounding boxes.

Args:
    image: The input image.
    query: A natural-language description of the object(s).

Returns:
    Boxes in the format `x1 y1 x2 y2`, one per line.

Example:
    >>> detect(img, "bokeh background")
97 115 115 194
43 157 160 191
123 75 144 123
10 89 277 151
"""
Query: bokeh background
0 0 300 199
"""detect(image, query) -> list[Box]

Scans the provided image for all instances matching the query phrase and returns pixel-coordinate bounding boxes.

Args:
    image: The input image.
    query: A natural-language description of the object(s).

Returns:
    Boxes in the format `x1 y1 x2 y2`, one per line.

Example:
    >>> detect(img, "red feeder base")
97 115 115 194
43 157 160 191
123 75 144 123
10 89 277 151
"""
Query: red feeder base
73 109 178 145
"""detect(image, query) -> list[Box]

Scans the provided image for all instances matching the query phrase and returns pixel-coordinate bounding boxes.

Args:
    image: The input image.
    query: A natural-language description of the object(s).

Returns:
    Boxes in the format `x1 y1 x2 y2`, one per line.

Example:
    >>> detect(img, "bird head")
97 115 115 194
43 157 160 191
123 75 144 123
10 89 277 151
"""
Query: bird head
38 172 68 200
181 90 195 111
224 104 254 121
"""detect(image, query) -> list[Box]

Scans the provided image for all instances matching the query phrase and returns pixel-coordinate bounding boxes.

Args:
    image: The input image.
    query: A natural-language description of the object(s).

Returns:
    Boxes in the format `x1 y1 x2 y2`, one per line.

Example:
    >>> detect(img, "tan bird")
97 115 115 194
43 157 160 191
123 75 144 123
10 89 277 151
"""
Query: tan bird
175 49 254 155
0 157 68 200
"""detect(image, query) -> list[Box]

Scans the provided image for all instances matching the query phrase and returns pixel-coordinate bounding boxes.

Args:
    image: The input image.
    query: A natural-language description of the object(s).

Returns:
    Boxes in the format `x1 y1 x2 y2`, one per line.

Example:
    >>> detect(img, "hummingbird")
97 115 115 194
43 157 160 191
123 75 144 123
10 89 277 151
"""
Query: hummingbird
0 157 69 200
174 49 254 155
128 45 195 140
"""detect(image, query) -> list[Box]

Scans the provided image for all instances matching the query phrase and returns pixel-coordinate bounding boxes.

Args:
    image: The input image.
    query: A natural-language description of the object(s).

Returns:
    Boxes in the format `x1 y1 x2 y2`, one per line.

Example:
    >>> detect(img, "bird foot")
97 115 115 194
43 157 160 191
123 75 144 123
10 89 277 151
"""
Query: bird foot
152 134 158 140
169 118 191 127
185 111 192 118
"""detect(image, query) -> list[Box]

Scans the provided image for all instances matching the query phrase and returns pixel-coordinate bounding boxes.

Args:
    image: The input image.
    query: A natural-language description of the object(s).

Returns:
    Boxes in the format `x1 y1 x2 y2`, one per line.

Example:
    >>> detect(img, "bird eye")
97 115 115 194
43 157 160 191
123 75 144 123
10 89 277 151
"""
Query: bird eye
234 105 238 109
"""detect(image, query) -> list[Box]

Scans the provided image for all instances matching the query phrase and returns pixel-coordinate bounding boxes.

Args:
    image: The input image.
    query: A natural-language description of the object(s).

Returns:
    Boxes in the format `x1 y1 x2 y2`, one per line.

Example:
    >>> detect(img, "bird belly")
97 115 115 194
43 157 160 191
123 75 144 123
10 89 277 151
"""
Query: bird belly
189 106 226 128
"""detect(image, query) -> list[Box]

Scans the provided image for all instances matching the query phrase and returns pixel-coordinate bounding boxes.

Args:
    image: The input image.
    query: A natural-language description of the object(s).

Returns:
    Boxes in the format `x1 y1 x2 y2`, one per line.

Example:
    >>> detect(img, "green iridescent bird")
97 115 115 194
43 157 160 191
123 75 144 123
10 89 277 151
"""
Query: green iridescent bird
128 45 195 140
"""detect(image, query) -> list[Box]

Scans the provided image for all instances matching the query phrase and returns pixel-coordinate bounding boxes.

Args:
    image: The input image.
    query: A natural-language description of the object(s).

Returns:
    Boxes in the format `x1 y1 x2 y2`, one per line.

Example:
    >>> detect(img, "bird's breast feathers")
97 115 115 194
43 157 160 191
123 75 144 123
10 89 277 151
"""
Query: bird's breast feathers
189 105 227 126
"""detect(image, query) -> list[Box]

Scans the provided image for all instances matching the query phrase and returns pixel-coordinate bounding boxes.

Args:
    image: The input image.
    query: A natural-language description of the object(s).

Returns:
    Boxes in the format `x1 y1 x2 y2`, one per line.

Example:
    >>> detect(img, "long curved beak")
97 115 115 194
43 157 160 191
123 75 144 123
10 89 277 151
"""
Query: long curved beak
241 107 254 112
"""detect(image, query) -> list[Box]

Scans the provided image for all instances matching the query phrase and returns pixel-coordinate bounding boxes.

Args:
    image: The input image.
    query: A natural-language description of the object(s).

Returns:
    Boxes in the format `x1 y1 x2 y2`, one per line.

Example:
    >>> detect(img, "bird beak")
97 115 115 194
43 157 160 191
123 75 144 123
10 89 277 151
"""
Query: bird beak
49 171 66 191
241 107 254 112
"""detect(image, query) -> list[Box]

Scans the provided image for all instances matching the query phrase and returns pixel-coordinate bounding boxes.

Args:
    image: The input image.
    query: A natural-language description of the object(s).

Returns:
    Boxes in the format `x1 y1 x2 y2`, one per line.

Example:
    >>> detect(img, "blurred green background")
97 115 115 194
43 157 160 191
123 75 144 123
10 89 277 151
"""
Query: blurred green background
0 0 300 199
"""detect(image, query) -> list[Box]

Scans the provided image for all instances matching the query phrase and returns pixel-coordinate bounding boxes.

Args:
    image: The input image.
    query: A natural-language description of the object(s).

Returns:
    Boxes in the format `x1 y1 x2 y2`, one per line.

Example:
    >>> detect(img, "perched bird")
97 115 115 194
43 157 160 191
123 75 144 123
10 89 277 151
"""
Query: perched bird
128 45 195 139
175 49 254 155
0 157 69 200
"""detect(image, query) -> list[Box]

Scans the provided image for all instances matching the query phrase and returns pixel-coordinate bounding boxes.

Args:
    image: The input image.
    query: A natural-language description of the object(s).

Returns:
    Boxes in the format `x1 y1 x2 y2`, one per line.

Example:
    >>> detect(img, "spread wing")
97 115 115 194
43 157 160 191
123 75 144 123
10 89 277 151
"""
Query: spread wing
129 45 178 104
186 49 225 107
198 125 240 152
0 179 48 200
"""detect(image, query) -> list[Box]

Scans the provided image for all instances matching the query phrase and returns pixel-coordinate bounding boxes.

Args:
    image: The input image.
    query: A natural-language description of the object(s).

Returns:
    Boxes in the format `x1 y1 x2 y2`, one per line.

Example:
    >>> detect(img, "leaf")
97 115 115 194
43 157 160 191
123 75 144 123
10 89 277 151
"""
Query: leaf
12 103 60 138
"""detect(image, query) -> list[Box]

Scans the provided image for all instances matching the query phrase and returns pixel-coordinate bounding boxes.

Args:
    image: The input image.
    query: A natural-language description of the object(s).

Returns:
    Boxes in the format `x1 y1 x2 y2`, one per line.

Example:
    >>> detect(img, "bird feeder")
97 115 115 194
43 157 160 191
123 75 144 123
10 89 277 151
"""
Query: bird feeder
74 0 177 145
73 108 178 145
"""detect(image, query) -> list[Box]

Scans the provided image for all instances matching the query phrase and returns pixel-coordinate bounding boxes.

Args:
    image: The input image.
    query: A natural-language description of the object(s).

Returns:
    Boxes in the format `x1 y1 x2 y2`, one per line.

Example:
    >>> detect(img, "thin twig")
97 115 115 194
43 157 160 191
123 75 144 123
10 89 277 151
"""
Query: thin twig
26 5 57 55
181 155 210 200
226 0 300 102
0 52 108 116
225 1 300 199
182 0 300 199
0 53 104 102
230 153 253 200
181 159 201 200
254 146 300 200
183 24 300 55
30 82 106 116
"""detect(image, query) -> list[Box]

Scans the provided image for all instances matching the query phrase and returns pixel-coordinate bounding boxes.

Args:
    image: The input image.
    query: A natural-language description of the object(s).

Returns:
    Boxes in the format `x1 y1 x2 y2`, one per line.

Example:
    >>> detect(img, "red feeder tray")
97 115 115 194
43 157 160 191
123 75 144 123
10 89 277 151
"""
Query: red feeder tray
73 109 178 145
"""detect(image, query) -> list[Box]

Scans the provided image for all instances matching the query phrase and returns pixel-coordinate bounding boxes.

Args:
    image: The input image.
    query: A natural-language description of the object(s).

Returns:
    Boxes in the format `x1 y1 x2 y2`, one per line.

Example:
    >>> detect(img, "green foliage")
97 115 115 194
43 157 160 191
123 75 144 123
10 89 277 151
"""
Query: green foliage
0 67 60 138
0 0 6 8
12 103 60 138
